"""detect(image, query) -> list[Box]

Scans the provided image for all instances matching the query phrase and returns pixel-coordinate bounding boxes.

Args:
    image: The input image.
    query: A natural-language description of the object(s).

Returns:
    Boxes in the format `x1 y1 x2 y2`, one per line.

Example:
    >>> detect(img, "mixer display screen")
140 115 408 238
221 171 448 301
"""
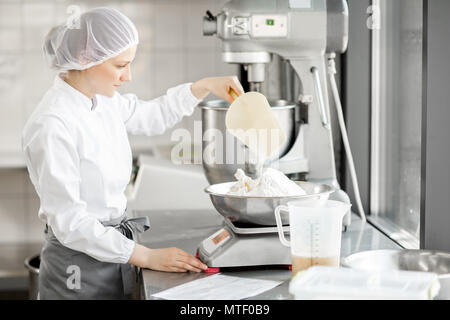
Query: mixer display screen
212 230 229 244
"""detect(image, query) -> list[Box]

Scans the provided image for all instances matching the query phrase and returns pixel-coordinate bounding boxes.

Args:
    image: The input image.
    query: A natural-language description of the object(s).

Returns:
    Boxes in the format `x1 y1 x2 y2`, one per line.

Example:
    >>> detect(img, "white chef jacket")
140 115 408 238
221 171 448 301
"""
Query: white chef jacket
22 73 201 264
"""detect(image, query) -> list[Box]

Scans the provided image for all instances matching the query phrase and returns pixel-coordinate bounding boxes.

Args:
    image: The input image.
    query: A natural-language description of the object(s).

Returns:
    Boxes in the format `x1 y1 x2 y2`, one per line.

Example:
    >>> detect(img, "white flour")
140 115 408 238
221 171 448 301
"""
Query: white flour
228 168 307 197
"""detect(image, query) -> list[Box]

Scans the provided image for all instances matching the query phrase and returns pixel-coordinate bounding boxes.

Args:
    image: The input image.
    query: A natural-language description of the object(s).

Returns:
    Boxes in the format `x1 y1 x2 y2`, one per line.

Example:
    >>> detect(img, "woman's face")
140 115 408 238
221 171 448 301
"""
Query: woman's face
84 44 137 98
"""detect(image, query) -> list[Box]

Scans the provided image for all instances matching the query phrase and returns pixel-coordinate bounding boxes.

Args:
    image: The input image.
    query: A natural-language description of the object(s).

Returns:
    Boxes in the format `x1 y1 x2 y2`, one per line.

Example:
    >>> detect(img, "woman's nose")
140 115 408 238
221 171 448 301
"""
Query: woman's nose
121 66 132 82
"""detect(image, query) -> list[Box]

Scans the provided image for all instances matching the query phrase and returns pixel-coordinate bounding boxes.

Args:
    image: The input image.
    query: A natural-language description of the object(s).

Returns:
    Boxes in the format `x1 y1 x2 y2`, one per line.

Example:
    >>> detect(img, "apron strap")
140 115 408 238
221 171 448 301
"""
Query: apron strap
45 213 151 242
111 216 150 241
108 215 150 297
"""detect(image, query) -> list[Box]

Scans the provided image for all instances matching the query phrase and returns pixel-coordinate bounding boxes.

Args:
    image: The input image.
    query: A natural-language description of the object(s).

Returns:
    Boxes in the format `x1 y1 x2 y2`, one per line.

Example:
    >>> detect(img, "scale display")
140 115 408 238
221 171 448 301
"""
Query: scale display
213 229 230 244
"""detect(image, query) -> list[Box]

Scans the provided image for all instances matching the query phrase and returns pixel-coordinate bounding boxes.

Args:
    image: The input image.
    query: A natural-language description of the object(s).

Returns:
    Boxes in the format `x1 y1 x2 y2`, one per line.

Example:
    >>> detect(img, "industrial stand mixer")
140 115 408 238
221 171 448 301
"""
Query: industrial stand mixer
197 0 365 270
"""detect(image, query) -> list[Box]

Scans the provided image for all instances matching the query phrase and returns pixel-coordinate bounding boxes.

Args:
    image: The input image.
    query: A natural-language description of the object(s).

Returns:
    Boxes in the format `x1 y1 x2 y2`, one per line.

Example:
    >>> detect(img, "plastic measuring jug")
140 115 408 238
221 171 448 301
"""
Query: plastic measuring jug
225 89 286 163
274 199 351 277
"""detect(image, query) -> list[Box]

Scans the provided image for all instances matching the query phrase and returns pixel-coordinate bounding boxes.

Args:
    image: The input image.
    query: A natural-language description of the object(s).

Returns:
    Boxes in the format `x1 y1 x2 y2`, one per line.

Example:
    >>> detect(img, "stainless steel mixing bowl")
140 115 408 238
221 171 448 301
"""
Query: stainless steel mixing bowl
205 181 334 226
342 249 450 300
199 99 297 185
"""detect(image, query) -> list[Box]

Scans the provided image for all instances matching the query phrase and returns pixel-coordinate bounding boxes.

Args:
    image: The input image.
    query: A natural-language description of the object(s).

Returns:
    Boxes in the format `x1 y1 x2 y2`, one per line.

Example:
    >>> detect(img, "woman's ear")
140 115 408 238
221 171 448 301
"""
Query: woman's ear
77 49 93 68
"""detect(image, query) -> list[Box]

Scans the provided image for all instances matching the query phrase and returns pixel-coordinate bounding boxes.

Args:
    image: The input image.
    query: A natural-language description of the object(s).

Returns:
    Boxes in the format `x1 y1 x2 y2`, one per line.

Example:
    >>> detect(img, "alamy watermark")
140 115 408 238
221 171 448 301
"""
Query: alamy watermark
367 4 381 30
66 5 81 30
170 121 283 168
66 265 81 290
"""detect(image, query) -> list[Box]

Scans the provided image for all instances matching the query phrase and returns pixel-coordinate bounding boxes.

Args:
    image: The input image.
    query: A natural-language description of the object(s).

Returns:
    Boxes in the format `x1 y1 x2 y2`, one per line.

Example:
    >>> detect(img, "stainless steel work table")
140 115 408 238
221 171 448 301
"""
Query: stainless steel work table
135 209 401 300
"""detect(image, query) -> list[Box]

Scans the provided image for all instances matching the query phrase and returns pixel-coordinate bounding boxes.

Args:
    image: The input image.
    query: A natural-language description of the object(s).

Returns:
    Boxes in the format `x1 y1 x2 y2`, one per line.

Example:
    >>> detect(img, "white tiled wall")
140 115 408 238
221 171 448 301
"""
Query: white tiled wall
0 168 43 243
0 0 236 243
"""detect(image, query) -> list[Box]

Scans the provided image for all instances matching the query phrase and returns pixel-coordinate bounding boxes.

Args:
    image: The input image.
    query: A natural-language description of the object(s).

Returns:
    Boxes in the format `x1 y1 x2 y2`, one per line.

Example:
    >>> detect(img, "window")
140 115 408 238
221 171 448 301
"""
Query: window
369 0 423 248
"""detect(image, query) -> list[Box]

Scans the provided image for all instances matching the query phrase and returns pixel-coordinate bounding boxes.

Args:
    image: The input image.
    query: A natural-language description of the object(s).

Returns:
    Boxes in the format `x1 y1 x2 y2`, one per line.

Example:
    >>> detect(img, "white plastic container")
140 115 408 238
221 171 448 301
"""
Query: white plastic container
274 200 350 276
289 266 441 300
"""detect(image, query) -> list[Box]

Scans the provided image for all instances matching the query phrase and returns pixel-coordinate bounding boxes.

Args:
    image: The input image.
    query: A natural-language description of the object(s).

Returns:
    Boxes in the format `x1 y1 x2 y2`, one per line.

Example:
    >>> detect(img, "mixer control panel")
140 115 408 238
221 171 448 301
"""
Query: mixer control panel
250 15 288 38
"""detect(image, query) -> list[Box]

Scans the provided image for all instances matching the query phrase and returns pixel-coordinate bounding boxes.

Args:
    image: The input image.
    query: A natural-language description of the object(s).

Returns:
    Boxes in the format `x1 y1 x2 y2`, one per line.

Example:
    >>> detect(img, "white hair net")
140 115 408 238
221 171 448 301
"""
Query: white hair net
43 7 139 71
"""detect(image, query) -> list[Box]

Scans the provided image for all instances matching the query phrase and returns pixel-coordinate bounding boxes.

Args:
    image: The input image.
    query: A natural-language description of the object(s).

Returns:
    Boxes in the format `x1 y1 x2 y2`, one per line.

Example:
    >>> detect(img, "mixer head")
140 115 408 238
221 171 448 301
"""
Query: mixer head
203 0 348 91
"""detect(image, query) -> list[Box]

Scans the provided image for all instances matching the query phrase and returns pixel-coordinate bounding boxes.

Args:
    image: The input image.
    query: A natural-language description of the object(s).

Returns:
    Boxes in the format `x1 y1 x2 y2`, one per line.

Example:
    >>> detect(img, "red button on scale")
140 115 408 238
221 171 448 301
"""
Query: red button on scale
196 252 220 273
196 251 220 273
203 267 220 273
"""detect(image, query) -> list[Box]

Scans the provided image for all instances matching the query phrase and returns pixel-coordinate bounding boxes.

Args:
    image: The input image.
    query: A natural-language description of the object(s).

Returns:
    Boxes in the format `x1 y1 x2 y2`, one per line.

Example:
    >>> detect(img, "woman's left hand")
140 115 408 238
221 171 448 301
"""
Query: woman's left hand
191 76 245 103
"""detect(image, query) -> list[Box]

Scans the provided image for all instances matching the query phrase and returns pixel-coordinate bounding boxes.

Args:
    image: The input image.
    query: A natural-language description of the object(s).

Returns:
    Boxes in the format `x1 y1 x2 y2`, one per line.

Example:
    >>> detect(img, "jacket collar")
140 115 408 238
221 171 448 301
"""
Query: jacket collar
53 73 97 111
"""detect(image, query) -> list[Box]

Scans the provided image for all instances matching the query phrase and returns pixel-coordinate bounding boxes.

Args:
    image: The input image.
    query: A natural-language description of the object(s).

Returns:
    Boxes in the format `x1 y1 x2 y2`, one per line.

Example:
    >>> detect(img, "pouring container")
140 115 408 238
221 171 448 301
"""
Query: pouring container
199 99 297 185
274 199 351 276
225 91 286 161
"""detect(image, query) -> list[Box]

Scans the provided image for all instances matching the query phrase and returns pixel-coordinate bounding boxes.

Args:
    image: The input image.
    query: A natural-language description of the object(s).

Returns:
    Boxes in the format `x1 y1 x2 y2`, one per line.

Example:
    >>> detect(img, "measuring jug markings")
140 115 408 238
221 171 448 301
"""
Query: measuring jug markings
274 200 350 274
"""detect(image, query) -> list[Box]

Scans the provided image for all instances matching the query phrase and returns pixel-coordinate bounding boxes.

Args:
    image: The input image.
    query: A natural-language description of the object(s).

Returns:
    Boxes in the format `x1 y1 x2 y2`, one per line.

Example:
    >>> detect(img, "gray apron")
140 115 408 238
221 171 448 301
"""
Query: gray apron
38 212 150 300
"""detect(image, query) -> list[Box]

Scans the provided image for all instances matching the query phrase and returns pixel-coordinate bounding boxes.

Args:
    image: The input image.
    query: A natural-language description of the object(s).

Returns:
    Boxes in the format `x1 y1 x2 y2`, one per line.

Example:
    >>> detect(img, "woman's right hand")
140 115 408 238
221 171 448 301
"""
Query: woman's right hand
129 243 208 273
146 247 208 273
